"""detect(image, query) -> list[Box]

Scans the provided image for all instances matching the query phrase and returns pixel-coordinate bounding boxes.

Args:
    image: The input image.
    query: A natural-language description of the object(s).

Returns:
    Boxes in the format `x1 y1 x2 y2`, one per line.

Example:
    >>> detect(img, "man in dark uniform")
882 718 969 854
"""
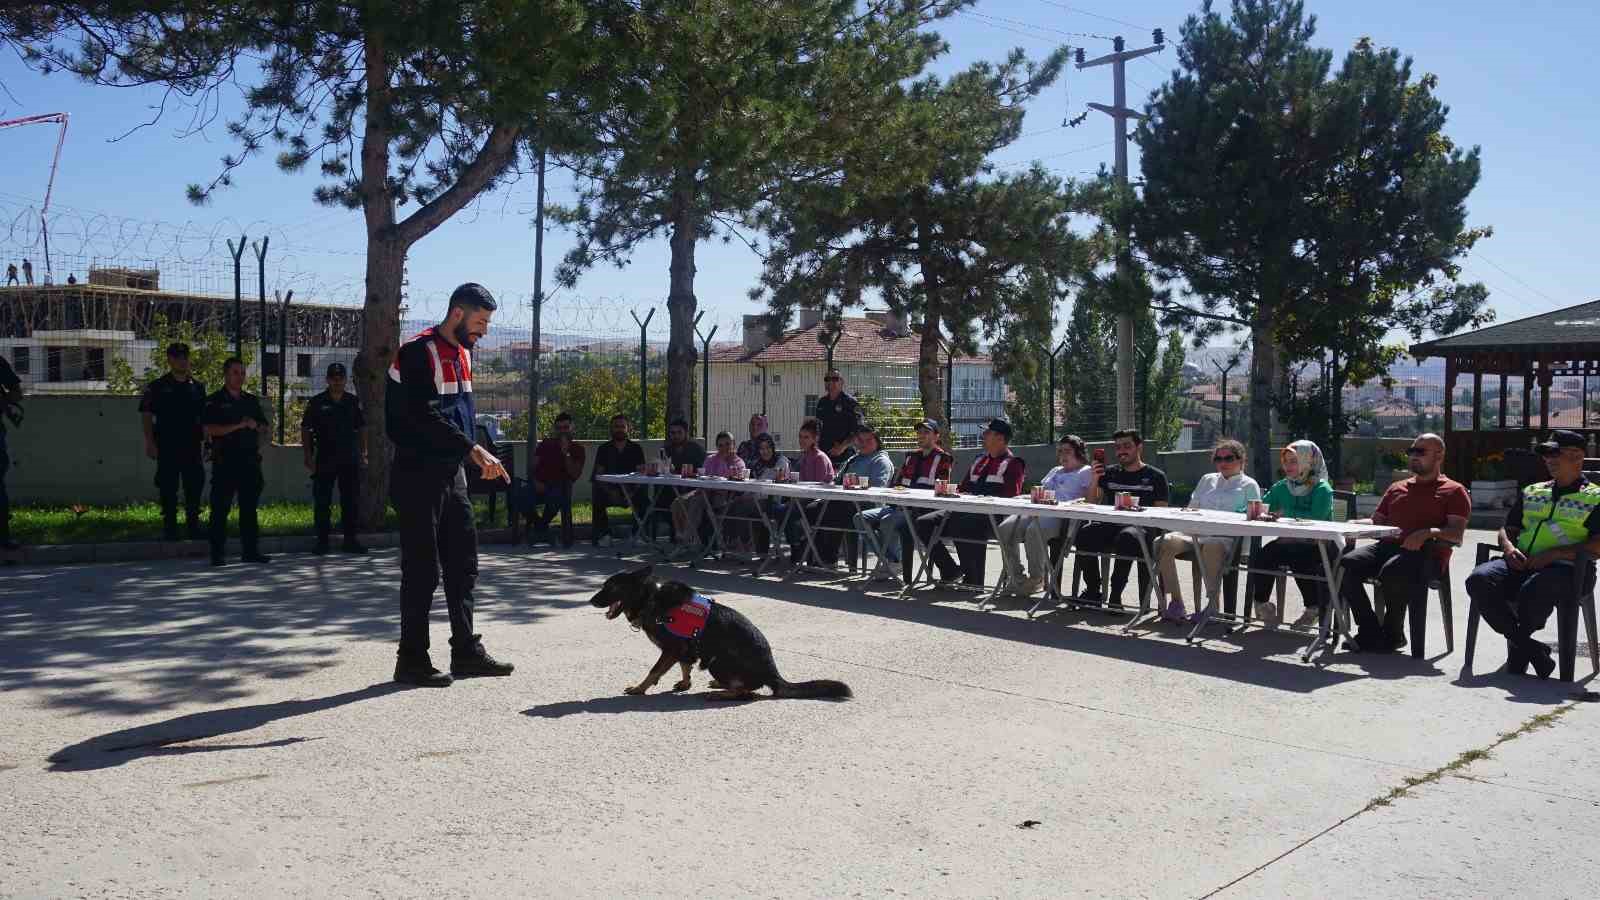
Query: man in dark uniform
301 361 367 555
0 349 22 553
201 357 271 566
140 343 208 541
814 368 863 467
387 282 514 687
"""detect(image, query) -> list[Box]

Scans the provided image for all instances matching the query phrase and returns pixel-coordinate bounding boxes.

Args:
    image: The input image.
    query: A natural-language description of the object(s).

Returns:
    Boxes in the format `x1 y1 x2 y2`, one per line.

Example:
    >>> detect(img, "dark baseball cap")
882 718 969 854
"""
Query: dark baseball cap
166 342 190 357
915 418 941 433
326 362 347 377
1536 429 1586 453
984 418 1014 439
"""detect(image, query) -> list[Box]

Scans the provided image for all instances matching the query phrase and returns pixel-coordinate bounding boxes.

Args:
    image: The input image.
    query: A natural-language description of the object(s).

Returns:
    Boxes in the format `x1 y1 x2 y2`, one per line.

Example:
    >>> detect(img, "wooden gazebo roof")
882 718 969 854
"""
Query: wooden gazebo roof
1411 299 1600 359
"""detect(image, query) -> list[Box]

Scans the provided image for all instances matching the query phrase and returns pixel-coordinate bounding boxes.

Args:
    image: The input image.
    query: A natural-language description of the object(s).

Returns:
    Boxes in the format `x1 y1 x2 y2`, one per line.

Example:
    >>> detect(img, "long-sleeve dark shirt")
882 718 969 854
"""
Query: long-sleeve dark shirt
385 331 476 468
814 391 863 452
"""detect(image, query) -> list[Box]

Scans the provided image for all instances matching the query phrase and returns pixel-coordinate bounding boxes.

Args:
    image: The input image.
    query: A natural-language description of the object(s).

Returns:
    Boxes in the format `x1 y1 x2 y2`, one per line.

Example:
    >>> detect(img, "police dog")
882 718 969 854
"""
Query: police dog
590 565 852 701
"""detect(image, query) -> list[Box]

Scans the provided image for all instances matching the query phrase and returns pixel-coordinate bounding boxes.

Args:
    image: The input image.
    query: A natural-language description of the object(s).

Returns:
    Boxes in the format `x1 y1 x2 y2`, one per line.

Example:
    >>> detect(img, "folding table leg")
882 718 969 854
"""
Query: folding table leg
853 501 901 588
752 495 787 575
899 508 949 600
619 483 666 560
689 488 732 569
1302 540 1345 663
1028 519 1079 618
1120 530 1161 634
977 513 1009 611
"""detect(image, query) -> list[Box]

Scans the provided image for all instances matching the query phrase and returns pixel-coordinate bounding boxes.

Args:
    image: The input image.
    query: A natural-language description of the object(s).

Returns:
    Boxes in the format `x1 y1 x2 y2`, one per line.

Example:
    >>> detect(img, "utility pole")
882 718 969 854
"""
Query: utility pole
1215 357 1239 437
528 142 546 467
1076 31 1165 430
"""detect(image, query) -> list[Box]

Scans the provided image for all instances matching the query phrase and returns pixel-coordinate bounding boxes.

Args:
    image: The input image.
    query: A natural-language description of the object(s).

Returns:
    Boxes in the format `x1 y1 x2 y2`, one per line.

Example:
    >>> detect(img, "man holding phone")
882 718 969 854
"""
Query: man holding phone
1074 429 1169 608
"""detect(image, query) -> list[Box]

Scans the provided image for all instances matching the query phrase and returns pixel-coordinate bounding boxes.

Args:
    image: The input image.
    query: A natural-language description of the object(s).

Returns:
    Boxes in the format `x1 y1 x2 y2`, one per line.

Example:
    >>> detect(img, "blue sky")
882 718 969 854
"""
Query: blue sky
0 0 1593 337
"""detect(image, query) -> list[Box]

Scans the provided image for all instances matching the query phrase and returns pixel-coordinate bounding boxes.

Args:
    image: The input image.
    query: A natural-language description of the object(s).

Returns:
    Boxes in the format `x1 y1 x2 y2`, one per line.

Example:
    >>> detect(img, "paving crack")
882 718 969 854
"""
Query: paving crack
1196 702 1579 899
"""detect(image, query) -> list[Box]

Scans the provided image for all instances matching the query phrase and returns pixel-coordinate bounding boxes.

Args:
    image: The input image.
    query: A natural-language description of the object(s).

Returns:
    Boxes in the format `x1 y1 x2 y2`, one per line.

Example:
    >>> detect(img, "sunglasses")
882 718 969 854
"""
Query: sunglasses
1213 454 1239 463
824 377 841 383
1405 447 1429 456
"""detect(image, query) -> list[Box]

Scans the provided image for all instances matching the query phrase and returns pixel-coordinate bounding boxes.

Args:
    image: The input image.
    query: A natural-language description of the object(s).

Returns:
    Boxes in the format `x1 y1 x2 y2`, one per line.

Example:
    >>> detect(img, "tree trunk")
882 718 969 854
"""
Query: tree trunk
1247 313 1278 486
665 180 698 430
917 302 944 421
357 237 405 528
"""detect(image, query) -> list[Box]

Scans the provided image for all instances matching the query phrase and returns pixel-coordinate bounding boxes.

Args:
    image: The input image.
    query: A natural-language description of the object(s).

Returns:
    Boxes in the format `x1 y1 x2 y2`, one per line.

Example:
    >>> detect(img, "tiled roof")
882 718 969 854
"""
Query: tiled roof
706 316 990 365
1412 299 1600 356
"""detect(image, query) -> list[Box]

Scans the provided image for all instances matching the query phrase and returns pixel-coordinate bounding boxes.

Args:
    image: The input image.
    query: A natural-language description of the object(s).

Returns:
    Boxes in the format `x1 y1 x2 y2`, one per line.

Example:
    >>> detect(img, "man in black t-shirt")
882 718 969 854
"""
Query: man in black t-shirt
139 343 208 540
1073 429 1170 608
202 357 271 566
301 362 367 555
590 413 646 546
814 369 863 467
0 351 21 552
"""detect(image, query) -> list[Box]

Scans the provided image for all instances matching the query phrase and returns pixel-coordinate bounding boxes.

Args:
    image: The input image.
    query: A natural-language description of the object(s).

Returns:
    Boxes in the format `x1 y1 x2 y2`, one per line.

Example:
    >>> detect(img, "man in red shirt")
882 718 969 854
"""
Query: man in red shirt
1341 433 1469 653
532 412 586 547
911 418 1025 587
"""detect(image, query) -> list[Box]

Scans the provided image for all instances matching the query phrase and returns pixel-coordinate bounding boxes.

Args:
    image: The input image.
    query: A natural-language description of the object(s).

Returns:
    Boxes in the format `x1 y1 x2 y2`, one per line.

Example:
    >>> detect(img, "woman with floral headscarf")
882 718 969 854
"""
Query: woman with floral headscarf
1246 439 1335 628
737 414 769 470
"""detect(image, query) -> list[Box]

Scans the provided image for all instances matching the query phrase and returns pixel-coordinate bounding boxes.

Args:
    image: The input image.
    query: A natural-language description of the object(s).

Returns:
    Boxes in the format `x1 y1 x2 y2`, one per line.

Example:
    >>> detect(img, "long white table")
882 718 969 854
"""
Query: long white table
595 473 1400 662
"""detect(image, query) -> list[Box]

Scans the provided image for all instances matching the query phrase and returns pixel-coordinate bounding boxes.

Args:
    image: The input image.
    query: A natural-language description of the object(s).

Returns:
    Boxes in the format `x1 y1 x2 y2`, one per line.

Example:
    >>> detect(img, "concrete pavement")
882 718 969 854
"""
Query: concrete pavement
1 529 1595 898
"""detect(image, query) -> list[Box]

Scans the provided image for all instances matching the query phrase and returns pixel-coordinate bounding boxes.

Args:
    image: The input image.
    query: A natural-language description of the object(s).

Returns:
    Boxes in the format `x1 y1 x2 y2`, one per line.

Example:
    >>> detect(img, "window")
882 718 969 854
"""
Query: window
750 372 762 385
84 347 105 381
802 394 819 420
296 354 312 377
46 347 63 382
10 346 28 374
264 352 282 377
770 374 781 386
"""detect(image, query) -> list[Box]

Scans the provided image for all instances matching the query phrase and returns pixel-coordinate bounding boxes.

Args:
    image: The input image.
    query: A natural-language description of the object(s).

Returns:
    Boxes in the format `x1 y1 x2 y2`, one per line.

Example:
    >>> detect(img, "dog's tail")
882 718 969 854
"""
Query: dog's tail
771 678 852 700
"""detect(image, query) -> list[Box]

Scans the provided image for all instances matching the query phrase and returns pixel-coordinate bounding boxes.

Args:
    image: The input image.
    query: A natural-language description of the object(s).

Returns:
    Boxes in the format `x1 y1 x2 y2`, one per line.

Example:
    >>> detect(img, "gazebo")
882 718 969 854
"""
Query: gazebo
1410 299 1600 484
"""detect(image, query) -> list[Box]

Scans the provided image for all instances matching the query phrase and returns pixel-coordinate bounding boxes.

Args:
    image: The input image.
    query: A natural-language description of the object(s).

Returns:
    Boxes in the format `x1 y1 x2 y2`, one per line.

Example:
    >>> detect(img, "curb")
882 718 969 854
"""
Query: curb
2 527 519 567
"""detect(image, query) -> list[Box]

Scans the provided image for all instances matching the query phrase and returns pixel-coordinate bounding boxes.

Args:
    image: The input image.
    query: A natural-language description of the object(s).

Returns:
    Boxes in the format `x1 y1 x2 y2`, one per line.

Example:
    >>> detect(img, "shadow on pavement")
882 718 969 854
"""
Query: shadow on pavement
47 683 402 771
648 563 1367 694
522 691 722 718
1 550 604 718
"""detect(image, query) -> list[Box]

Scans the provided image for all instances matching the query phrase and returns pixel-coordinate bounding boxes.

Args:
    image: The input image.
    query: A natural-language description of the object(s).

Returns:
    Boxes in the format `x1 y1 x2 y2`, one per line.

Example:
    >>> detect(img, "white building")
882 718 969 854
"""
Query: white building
695 310 1005 448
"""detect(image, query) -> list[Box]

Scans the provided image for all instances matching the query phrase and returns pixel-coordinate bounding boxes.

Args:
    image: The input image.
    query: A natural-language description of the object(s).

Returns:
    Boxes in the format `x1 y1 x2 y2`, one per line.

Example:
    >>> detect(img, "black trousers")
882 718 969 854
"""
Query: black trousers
313 463 360 544
1247 539 1331 609
209 460 262 557
1340 541 1431 642
808 500 860 566
1466 558 1591 661
393 464 477 657
155 450 206 538
913 510 994 585
591 482 644 543
1074 522 1155 602
535 480 575 545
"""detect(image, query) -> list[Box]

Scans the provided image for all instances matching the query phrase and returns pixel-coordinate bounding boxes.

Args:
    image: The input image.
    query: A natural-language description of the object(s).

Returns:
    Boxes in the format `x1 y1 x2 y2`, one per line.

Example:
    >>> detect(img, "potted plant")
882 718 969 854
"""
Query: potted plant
1374 449 1409 495
1470 451 1517 509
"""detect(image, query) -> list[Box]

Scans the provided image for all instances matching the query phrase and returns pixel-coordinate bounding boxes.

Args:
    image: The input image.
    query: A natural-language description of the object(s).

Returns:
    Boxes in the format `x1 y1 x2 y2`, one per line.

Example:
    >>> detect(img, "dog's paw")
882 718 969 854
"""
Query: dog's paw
623 684 648 696
707 680 726 690
670 679 692 692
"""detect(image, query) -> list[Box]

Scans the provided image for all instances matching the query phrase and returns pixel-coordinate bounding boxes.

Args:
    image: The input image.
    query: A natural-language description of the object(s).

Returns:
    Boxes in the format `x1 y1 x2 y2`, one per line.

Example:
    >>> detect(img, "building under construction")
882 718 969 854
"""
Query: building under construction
0 265 363 392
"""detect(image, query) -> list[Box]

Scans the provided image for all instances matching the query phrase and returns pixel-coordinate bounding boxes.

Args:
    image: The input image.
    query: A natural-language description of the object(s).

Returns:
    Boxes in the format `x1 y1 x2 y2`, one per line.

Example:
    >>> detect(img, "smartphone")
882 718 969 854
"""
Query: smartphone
1092 447 1106 465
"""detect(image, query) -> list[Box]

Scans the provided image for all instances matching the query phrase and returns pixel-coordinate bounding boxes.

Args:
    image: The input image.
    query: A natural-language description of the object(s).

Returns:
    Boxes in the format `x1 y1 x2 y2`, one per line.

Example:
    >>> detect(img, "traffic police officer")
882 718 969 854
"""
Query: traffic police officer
301 361 367 555
201 357 271 566
139 342 208 541
386 282 514 686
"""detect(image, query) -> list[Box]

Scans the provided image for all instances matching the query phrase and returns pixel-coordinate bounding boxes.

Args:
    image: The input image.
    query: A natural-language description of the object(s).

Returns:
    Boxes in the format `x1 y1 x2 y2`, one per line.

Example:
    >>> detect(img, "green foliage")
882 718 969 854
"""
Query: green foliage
1137 321 1187 452
856 392 926 449
105 314 259 396
1058 297 1117 441
1134 0 1486 483
553 0 963 425
997 271 1059 445
505 367 667 442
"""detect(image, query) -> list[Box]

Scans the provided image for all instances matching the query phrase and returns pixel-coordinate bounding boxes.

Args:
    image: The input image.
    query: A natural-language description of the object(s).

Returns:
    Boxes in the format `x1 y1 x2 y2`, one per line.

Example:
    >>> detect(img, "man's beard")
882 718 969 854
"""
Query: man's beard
453 321 479 348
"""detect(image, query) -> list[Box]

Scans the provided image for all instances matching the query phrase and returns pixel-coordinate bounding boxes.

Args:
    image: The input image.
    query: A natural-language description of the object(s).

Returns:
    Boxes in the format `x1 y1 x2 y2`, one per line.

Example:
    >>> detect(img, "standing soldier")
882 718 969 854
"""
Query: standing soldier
201 357 271 566
301 361 367 555
139 343 208 541
387 283 514 687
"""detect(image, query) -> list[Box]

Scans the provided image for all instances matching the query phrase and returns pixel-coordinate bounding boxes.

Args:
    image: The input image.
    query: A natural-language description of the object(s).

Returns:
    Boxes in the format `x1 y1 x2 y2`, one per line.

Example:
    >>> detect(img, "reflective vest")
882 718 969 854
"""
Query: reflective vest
662 594 712 640
1516 480 1600 555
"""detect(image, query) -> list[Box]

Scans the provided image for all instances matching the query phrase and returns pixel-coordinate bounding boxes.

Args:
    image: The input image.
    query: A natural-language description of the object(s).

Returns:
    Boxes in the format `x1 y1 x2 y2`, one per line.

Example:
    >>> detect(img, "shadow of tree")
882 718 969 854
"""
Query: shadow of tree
0 549 611 718
522 692 725 719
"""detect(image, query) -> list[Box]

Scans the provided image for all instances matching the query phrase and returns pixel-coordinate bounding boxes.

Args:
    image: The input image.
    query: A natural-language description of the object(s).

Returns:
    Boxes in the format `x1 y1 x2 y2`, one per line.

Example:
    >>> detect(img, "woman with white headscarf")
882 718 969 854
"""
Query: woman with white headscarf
1246 439 1335 628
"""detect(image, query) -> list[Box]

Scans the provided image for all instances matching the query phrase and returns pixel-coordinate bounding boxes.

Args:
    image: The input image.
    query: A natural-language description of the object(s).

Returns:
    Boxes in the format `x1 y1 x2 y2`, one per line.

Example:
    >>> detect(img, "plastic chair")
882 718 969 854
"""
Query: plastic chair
1464 543 1600 682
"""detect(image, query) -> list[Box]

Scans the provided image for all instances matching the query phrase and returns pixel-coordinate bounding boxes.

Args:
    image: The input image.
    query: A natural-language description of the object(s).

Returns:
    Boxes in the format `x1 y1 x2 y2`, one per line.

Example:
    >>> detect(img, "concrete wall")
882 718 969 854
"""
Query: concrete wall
5 395 1385 506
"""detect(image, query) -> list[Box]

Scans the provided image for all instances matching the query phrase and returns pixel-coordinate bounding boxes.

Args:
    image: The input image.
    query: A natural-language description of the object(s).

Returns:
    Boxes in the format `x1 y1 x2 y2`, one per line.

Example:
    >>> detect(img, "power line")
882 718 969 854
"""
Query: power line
992 139 1114 169
1470 251 1568 311
1027 0 1154 32
961 9 1117 42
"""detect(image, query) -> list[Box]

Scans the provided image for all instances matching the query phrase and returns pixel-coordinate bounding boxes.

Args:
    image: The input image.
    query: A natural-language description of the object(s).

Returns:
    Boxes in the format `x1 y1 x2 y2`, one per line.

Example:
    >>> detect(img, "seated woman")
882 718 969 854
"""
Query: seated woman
1153 439 1261 622
726 433 789 555
996 433 1095 595
670 431 747 557
1245 439 1335 628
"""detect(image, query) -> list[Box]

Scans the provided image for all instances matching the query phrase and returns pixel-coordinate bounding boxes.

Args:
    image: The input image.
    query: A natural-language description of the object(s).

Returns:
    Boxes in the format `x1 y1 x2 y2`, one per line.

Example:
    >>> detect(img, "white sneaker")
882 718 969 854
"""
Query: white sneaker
1292 607 1323 629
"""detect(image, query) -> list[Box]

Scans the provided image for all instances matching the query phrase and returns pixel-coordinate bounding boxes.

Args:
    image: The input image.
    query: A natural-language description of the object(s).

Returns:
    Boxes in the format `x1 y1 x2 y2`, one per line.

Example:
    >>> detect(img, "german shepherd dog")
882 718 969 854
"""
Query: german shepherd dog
590 565 852 701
